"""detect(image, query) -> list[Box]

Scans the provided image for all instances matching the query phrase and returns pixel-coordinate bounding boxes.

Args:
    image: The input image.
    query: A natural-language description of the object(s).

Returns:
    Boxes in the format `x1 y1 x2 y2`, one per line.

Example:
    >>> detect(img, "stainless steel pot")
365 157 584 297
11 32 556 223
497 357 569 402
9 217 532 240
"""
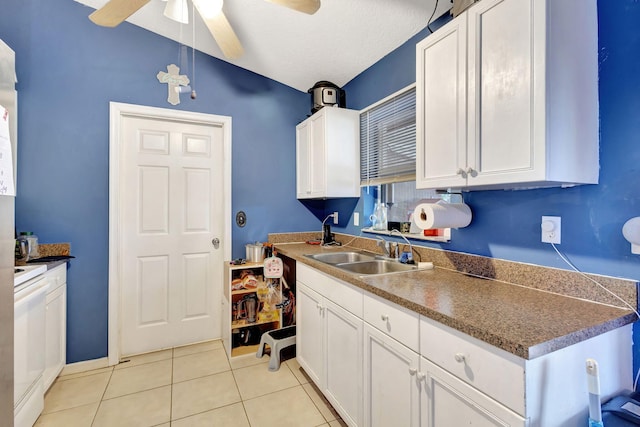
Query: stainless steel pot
245 242 265 263
308 81 346 114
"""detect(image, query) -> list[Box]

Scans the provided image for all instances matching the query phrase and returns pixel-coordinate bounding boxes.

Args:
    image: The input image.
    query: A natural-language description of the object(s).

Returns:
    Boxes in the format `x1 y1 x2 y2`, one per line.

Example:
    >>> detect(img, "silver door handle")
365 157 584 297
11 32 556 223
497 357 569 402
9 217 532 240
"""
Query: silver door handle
212 238 220 249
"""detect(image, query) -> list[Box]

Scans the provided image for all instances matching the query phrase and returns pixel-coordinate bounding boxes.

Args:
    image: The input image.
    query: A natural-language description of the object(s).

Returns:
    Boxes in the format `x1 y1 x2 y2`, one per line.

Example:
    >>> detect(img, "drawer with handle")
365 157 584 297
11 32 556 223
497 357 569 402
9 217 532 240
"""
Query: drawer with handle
298 263 362 316
420 316 525 415
364 292 419 352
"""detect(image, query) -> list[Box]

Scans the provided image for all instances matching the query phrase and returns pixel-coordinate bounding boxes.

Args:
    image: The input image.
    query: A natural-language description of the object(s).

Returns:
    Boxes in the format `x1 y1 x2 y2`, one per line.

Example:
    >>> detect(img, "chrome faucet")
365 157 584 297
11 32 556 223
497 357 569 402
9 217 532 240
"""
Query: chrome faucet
390 229 414 263
375 236 391 257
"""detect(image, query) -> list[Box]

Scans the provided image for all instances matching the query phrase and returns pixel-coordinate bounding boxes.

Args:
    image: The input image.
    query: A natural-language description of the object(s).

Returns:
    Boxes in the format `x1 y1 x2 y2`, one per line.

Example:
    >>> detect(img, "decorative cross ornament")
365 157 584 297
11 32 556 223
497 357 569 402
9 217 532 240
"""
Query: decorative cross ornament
157 64 190 105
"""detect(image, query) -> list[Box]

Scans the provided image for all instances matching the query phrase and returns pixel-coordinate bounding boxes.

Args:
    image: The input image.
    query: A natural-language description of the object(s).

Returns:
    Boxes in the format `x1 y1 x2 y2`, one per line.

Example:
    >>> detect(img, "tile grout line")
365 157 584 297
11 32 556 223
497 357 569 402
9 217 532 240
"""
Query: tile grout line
296 366 340 425
228 352 252 426
90 365 115 426
41 341 343 426
169 347 174 424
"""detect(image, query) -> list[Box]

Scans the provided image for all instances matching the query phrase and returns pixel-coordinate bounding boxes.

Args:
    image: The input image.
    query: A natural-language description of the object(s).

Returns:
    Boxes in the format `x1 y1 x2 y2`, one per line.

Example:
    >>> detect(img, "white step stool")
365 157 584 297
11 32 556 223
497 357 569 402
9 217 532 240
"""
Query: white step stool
256 325 296 371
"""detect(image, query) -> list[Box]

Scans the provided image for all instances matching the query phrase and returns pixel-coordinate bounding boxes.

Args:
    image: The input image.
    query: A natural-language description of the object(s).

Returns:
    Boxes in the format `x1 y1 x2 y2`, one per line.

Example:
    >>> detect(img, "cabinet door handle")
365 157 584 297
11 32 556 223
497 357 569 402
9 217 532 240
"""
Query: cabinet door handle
454 353 466 363
380 314 389 321
466 167 475 176
416 372 426 381
456 168 465 176
408 368 417 376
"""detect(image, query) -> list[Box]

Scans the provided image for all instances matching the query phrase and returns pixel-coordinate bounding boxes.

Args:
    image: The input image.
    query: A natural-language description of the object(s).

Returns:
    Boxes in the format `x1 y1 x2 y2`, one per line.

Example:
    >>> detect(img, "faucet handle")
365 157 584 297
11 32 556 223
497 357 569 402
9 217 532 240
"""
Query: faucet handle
376 238 390 256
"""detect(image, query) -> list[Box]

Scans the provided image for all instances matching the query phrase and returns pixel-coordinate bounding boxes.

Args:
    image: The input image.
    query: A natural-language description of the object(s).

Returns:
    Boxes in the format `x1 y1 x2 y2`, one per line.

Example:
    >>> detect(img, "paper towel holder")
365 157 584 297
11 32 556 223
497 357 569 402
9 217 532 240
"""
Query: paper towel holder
622 217 640 254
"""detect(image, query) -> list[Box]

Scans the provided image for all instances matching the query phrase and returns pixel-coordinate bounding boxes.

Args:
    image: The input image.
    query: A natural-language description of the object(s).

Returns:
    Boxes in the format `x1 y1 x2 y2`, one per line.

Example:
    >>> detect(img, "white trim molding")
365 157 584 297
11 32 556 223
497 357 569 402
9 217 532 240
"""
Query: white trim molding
108 102 232 366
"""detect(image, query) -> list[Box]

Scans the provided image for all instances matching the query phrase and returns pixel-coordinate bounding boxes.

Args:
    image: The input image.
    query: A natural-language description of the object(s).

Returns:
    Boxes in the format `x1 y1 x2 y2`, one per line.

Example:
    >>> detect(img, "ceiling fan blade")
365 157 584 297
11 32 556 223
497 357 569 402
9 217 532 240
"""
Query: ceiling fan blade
200 11 244 60
266 0 320 15
89 0 151 27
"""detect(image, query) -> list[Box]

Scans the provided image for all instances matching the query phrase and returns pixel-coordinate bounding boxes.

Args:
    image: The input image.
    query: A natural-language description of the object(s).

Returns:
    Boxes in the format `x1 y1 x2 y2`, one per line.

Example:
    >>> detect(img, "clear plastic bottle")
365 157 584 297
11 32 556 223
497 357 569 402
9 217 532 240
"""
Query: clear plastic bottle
370 202 388 230
19 232 39 260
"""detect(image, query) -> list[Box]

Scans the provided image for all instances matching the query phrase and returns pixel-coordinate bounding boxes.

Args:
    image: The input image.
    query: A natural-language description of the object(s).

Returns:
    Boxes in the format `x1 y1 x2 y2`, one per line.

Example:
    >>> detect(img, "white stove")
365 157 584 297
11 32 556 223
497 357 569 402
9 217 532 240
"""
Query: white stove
14 265 47 287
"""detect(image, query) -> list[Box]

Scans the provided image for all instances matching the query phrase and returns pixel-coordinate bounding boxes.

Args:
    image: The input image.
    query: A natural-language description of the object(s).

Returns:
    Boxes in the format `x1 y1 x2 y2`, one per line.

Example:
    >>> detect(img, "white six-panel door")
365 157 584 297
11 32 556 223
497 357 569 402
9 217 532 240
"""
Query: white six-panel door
116 110 227 357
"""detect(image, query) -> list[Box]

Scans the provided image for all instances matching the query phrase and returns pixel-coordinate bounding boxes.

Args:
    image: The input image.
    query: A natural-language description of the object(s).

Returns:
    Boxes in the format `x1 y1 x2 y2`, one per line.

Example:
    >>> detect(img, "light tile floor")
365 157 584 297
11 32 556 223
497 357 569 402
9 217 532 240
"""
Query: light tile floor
35 340 346 427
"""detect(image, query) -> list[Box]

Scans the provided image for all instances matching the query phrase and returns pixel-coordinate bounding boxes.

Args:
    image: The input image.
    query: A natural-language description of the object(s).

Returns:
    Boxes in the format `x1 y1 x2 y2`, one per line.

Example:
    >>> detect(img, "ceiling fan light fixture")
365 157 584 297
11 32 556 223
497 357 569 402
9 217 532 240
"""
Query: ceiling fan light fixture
164 0 189 24
193 0 224 19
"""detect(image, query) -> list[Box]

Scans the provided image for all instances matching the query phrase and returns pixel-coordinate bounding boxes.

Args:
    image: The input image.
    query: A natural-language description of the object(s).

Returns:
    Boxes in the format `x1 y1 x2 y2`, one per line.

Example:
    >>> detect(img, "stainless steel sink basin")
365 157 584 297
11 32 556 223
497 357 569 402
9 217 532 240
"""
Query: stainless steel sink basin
307 251 377 265
306 251 419 276
335 260 417 275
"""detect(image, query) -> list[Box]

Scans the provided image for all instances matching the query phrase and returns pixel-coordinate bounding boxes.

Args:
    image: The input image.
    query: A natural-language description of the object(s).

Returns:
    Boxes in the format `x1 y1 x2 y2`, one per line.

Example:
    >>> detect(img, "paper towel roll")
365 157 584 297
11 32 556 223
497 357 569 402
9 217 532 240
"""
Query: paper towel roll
413 202 472 229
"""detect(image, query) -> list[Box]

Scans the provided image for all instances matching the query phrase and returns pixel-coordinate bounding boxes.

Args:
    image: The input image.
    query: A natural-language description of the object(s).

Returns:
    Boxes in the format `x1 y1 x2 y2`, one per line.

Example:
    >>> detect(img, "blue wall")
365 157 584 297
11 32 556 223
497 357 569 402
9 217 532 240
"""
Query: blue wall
337 1 640 382
0 0 319 362
339 4 640 283
2 0 639 370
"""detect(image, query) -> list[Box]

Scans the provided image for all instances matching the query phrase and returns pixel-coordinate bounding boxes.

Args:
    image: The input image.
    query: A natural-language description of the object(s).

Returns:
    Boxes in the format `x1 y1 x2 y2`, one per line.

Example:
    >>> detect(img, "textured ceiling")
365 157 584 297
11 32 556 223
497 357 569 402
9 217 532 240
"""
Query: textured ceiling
74 0 452 92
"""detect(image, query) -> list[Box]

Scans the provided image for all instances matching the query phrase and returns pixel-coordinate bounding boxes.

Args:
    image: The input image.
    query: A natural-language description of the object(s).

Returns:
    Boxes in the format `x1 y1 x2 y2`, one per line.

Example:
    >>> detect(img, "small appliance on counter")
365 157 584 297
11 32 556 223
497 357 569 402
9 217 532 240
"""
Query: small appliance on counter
322 223 335 245
308 81 346 114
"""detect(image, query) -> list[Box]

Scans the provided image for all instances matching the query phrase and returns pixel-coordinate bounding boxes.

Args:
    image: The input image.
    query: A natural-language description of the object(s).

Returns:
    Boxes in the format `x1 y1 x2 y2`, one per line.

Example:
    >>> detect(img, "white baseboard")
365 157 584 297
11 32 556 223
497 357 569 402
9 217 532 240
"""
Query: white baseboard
59 357 111 377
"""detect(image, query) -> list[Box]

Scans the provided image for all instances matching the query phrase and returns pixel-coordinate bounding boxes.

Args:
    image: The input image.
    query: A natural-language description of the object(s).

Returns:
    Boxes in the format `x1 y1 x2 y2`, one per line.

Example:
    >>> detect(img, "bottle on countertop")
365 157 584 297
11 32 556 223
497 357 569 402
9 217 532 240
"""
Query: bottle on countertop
19 232 39 261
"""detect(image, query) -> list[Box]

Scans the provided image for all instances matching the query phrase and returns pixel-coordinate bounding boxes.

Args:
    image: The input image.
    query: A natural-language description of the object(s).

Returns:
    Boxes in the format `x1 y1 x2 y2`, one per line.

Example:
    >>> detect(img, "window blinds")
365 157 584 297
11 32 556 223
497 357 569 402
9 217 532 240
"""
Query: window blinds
360 85 416 186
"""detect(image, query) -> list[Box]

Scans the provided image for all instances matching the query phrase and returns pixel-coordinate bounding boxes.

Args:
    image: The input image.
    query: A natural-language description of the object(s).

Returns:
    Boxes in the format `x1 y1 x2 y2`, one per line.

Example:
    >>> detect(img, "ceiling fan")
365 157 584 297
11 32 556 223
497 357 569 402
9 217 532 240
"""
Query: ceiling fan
88 0 321 59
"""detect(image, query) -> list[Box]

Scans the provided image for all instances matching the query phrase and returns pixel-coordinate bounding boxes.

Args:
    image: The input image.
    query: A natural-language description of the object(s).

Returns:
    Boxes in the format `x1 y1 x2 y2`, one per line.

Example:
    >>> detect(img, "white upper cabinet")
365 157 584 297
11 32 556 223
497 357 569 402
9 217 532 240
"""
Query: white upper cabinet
416 0 599 191
296 107 360 199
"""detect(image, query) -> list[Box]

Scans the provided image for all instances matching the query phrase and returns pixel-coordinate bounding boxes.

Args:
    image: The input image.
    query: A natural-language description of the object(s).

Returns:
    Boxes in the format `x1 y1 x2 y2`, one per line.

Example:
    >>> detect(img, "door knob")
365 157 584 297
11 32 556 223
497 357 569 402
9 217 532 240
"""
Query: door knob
211 238 220 249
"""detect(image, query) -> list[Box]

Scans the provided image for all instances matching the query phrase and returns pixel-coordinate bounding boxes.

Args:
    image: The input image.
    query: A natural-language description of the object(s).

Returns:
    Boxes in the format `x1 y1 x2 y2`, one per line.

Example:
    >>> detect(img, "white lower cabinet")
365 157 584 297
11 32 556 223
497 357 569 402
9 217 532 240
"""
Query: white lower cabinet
296 283 325 386
297 265 363 427
324 298 363 426
363 324 420 427
363 294 523 427
43 264 67 391
420 315 631 426
296 263 631 427
420 356 526 426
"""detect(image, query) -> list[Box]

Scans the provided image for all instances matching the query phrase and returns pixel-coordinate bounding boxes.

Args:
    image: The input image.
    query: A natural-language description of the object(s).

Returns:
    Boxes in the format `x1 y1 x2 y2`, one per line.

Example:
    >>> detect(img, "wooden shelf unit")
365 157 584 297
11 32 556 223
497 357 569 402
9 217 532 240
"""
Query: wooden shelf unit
223 262 283 358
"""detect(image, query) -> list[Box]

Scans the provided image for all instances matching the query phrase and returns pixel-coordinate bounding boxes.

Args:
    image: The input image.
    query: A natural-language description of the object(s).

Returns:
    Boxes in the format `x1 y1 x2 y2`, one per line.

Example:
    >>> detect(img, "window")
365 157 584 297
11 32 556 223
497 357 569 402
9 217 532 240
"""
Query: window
360 84 416 186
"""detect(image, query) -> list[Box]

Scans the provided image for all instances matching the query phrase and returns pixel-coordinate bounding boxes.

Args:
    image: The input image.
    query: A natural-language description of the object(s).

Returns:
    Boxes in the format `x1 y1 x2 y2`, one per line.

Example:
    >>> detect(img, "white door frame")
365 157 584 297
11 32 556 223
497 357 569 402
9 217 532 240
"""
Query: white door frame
108 102 232 366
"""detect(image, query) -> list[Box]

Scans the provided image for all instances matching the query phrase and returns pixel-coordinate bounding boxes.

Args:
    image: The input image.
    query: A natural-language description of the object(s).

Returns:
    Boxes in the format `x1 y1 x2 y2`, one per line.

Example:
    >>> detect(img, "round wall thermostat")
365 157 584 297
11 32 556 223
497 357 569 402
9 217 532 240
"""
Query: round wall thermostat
236 211 247 227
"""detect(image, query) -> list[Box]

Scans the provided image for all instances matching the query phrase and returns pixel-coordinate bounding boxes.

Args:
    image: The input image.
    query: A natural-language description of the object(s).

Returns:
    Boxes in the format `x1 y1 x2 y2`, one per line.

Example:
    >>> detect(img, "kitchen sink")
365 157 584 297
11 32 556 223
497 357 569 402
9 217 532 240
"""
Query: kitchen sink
335 260 417 275
306 251 420 276
306 251 377 264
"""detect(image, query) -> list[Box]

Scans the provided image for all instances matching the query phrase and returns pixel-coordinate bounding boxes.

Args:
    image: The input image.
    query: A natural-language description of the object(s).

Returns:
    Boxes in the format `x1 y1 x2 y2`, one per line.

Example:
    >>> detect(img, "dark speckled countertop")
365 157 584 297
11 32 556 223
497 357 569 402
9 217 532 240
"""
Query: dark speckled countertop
274 242 636 360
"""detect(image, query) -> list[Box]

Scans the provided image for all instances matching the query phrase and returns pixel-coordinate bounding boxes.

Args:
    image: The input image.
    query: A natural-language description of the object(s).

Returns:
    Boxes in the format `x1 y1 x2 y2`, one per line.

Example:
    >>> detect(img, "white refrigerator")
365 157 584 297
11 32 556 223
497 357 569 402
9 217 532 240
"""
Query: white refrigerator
0 38 17 423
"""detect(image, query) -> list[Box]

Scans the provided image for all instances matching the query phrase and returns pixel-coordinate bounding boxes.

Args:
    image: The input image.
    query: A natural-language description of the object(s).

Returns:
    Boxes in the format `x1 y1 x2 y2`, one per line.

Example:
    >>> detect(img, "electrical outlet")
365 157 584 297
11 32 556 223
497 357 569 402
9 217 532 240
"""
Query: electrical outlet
333 211 339 225
541 216 561 244
354 212 360 226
